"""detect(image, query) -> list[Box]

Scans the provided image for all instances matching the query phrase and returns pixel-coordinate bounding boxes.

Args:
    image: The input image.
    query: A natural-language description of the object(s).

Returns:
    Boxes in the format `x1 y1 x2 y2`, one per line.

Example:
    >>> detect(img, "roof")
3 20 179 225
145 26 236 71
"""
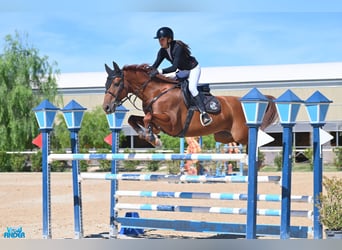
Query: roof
57 72 106 89
57 62 342 89
200 62 342 84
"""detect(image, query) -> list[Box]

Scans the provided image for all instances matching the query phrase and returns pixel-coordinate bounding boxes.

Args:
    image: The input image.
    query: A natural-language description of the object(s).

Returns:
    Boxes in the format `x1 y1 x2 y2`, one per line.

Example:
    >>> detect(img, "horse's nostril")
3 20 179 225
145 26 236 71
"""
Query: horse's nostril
103 105 110 113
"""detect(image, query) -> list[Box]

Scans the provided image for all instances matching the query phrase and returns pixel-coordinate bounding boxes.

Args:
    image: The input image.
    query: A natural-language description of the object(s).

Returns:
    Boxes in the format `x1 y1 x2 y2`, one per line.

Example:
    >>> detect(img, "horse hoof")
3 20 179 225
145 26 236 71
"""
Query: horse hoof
154 138 162 148
138 131 146 139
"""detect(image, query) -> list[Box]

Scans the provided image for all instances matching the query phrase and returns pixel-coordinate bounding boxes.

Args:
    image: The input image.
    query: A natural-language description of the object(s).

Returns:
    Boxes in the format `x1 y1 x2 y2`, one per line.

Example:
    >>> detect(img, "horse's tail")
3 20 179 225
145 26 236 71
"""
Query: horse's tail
260 95 278 130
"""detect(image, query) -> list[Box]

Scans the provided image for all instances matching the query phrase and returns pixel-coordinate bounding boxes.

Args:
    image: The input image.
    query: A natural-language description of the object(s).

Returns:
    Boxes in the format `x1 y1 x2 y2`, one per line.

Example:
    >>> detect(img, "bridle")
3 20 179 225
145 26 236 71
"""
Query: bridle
105 67 177 112
105 72 128 107
104 70 148 111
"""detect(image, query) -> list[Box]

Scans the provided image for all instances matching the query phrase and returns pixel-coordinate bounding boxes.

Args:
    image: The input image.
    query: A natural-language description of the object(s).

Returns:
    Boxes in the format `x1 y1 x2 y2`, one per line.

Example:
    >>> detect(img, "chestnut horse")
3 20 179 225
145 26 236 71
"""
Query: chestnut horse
103 61 278 147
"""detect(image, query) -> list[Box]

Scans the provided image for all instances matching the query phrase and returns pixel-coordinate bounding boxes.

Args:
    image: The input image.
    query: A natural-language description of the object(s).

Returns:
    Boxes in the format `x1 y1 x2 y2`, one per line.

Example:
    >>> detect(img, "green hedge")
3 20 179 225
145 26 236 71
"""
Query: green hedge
0 152 31 172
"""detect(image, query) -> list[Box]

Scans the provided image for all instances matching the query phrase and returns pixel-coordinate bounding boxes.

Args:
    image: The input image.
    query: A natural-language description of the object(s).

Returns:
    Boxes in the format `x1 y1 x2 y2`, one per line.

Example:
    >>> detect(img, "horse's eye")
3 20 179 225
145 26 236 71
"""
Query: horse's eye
114 79 121 86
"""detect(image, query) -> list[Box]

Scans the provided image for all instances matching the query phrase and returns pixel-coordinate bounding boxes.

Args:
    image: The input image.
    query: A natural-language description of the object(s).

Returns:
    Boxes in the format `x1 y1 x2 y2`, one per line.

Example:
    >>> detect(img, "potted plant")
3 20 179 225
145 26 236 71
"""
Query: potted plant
317 176 342 239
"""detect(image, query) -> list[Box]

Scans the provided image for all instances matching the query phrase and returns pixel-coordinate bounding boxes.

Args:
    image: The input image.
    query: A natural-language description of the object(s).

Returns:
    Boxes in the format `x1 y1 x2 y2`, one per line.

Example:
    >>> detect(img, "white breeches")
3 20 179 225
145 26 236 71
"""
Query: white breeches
176 64 201 97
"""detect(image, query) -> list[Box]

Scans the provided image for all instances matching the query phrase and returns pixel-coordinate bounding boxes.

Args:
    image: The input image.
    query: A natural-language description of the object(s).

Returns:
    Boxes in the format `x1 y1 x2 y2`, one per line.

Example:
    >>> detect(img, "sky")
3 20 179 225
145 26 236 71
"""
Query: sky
1 0 342 73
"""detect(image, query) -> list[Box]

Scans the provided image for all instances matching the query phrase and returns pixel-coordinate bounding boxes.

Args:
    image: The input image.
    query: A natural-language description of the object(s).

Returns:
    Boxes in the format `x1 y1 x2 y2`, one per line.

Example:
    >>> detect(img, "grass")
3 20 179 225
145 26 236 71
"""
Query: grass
260 163 341 172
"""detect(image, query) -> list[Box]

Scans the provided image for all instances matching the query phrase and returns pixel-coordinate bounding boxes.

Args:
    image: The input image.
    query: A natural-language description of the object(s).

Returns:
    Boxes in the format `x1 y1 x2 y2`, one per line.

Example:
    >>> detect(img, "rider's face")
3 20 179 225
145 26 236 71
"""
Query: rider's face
158 37 170 49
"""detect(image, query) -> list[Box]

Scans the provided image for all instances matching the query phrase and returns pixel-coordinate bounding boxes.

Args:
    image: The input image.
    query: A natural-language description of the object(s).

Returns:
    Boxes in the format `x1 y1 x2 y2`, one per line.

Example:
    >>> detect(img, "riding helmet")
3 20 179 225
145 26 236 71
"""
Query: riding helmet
154 27 174 40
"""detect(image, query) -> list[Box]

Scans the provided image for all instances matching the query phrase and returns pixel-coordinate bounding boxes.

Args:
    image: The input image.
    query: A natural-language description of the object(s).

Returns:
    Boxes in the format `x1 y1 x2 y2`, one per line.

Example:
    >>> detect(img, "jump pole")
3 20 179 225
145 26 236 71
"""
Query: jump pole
49 153 248 162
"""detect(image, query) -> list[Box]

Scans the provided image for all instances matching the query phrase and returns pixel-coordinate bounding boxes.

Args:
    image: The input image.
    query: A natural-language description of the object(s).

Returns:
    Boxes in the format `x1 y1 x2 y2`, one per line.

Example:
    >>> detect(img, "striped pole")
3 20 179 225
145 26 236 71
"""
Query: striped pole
115 203 313 218
80 173 280 183
49 153 248 162
115 190 313 203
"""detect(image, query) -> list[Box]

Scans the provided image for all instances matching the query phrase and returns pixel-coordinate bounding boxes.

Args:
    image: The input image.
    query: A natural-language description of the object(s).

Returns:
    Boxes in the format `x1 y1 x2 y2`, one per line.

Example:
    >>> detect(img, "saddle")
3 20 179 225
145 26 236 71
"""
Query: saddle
180 80 221 114
174 79 221 137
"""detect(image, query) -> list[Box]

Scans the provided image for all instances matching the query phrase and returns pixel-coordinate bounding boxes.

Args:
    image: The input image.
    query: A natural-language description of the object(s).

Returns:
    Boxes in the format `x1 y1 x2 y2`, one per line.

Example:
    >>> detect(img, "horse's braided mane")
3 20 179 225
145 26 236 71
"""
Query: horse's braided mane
123 64 178 84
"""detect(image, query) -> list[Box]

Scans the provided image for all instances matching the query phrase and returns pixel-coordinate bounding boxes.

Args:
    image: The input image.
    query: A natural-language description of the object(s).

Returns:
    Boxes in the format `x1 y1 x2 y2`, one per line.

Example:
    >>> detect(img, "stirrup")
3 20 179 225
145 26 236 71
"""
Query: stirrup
200 113 212 127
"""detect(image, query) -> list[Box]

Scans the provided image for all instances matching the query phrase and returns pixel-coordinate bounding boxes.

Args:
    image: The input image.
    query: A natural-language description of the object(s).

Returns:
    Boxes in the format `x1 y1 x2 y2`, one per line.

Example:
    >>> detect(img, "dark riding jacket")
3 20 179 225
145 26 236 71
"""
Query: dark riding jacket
152 40 198 74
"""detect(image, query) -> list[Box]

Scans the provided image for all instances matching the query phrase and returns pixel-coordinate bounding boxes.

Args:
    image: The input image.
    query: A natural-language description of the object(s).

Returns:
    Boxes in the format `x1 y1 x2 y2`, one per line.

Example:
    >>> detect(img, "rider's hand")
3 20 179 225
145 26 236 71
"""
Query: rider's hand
149 68 160 78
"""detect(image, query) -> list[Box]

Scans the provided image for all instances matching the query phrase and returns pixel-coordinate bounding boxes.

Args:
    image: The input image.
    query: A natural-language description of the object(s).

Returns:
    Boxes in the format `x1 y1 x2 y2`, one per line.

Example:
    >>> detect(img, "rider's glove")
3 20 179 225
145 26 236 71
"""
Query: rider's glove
150 68 161 78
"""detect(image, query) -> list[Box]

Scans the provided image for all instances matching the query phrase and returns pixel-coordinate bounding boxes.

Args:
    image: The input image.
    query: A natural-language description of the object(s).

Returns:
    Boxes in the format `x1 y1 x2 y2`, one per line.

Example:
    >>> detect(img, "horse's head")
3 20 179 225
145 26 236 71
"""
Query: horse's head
103 61 127 114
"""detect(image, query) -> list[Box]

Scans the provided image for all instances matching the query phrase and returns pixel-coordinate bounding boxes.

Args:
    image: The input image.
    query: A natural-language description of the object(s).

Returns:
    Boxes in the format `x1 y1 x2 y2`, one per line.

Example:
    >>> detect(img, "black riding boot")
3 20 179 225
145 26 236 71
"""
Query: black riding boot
193 94 212 126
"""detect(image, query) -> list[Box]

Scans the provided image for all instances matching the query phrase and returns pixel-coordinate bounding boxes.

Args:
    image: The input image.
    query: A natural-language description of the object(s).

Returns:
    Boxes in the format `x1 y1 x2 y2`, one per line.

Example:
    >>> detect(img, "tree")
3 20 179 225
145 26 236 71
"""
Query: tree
50 113 70 151
78 106 111 149
0 31 60 151
51 106 111 150
159 133 181 152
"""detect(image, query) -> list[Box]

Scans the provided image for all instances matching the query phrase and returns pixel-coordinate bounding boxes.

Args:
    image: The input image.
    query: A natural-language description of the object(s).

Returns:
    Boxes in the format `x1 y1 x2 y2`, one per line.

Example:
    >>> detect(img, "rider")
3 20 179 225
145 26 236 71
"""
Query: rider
150 27 212 127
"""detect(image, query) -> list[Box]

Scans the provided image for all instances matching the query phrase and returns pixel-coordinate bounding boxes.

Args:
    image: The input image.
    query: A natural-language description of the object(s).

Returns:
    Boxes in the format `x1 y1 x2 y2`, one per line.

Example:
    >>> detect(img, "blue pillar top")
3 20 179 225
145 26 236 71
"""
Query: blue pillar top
274 89 303 125
33 99 59 130
106 105 129 130
305 91 332 125
240 88 269 125
61 100 87 130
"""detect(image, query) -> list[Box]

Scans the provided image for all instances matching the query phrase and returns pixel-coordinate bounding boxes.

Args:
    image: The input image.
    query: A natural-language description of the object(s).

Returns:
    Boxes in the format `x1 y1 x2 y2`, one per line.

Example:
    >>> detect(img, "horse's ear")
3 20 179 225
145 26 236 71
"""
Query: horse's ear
113 61 121 72
105 64 112 74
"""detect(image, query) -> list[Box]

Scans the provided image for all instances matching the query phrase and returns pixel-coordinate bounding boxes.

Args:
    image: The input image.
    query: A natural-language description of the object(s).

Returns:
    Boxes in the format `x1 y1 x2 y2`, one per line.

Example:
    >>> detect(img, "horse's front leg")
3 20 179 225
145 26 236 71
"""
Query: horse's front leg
147 124 155 143
143 113 162 148
128 115 147 139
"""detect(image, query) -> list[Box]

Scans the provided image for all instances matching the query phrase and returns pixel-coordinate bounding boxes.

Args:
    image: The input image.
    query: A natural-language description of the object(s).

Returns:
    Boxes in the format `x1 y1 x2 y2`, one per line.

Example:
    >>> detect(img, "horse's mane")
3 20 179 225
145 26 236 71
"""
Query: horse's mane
123 64 178 84
122 64 147 71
